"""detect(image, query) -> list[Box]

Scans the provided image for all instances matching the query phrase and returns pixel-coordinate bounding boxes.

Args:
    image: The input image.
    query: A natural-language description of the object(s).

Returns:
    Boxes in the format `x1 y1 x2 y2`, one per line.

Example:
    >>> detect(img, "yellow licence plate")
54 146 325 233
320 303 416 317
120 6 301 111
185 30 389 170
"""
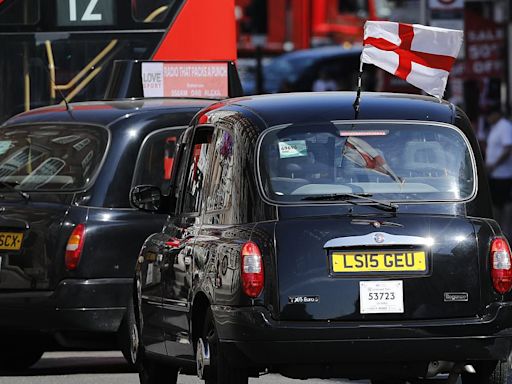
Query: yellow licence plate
332 250 427 273
0 232 23 251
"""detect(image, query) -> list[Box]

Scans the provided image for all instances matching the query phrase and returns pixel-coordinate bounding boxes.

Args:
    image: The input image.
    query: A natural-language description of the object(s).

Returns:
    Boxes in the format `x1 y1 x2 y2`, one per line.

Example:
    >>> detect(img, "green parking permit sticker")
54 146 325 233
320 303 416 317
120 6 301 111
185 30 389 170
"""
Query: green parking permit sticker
278 140 307 159
0 141 11 155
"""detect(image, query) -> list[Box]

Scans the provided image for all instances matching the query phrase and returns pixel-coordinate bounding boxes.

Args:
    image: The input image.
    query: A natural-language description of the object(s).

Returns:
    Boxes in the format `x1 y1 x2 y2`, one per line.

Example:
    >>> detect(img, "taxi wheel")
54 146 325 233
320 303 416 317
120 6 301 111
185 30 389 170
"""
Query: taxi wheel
119 294 138 366
202 308 248 384
462 361 508 384
0 346 44 371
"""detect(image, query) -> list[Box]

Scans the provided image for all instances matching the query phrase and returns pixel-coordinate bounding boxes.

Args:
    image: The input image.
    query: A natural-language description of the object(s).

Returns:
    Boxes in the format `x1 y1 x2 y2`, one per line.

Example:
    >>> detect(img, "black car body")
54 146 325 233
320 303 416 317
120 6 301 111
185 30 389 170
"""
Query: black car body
0 98 215 369
132 91 512 384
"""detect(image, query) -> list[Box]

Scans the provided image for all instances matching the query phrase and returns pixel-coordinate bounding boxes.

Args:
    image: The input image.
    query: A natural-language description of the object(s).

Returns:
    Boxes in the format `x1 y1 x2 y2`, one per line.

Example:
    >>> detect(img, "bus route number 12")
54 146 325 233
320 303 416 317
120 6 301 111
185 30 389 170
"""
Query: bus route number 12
69 0 102 22
58 0 114 26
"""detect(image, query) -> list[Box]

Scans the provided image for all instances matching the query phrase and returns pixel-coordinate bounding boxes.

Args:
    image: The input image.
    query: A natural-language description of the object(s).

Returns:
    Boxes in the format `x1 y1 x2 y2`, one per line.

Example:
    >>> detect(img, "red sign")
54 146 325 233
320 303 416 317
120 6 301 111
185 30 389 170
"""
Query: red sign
464 10 505 78
142 62 229 99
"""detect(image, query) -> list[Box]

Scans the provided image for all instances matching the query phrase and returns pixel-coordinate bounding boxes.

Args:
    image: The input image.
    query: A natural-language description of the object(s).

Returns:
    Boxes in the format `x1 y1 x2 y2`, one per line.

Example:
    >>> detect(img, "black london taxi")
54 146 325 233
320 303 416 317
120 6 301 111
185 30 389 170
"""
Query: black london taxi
130 92 512 384
0 97 216 370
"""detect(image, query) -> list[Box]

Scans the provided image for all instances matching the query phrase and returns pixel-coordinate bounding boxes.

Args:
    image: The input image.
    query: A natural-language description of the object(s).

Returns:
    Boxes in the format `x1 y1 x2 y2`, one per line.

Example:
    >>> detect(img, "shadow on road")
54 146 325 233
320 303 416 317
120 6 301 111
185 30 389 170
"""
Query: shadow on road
0 353 135 377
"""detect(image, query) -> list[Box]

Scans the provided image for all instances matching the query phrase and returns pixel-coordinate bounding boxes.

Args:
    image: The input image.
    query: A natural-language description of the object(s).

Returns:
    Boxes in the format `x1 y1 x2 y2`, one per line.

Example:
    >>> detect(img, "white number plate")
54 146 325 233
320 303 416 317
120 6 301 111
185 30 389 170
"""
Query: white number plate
360 280 404 314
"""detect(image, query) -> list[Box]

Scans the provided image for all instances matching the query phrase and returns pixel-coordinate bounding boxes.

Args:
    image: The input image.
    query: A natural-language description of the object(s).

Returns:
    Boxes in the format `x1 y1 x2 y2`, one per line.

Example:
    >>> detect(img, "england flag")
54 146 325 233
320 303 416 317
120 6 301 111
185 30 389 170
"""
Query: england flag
361 21 463 98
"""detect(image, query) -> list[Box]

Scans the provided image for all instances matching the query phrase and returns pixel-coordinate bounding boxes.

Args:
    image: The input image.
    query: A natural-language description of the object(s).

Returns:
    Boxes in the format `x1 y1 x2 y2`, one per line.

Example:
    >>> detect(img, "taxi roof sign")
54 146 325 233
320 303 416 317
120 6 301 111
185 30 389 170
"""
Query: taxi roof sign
104 60 243 100
142 62 229 99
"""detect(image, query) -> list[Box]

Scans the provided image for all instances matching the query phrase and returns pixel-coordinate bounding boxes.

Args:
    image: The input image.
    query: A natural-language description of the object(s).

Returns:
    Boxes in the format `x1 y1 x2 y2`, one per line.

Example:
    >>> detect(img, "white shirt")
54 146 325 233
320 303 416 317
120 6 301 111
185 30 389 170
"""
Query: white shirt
486 117 512 179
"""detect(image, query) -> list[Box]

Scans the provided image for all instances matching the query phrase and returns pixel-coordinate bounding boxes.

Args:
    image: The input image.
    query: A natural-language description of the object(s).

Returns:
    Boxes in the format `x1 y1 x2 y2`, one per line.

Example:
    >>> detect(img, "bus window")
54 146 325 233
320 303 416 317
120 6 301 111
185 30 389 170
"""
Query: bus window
337 0 368 17
0 0 40 25
131 0 177 23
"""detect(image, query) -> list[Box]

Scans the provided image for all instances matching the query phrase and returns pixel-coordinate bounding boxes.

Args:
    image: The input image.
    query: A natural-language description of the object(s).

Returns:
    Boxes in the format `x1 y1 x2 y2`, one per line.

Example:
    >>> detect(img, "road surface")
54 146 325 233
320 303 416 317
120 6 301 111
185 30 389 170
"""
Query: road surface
0 351 350 384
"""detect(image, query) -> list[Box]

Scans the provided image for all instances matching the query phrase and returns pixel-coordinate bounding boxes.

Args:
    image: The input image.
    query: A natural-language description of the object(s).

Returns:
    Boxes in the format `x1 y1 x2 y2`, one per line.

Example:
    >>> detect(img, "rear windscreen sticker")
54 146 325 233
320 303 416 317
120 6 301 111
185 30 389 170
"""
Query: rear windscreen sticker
278 140 307 159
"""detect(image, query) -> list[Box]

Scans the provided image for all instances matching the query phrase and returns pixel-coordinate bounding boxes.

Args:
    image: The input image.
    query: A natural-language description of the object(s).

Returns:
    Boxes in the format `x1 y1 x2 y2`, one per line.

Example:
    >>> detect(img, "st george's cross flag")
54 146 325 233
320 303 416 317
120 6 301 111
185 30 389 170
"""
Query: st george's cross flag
361 21 463 99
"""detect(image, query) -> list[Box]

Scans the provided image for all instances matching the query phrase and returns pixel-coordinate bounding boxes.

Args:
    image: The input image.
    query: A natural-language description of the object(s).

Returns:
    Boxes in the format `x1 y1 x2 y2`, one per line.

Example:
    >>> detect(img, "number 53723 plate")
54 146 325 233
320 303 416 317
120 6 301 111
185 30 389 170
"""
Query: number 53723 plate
360 280 404 314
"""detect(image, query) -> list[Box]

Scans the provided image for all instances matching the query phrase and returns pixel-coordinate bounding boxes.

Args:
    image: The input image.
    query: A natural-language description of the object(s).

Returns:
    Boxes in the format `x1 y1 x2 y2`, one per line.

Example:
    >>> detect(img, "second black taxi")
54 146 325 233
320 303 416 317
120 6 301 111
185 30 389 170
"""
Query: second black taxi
131 92 512 384
0 98 214 369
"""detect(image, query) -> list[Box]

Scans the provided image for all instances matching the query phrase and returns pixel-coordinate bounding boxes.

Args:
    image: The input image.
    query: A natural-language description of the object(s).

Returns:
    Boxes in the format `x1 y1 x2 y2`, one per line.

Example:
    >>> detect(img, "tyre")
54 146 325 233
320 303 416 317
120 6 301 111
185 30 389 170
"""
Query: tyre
200 308 248 384
0 345 44 371
119 295 138 366
462 361 508 384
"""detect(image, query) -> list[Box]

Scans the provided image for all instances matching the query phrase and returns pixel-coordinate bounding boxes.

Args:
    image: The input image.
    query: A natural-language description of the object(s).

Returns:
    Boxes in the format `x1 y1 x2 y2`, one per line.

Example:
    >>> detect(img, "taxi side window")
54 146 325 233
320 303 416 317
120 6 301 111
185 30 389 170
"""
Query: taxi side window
133 128 182 196
206 129 234 212
181 127 213 214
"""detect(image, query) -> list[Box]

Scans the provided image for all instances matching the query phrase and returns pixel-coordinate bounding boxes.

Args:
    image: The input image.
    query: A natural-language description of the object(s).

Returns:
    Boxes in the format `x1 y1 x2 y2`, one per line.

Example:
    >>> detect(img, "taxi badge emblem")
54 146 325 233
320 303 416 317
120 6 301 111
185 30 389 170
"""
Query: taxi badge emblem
374 233 385 244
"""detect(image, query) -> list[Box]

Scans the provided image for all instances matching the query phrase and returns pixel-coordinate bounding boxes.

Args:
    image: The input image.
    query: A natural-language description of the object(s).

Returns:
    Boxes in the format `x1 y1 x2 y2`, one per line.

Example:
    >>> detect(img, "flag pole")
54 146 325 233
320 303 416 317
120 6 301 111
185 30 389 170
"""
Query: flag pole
352 60 364 119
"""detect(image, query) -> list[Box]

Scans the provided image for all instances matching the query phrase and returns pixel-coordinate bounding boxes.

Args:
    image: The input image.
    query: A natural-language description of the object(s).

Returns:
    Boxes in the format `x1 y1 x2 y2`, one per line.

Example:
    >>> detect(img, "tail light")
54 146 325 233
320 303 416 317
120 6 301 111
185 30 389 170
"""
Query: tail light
65 224 86 270
490 237 512 294
241 241 264 298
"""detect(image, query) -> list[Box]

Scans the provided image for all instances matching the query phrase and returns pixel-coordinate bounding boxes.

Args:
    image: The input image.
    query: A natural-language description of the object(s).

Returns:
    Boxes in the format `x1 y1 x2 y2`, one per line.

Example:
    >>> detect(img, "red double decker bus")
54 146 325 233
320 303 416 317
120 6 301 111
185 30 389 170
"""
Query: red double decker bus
235 0 393 54
0 0 236 123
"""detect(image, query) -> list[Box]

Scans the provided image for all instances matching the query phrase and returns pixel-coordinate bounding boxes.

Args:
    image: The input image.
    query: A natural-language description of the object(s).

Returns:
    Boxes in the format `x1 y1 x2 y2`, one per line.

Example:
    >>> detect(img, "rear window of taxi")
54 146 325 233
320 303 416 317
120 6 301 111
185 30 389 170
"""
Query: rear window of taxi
257 121 476 204
0 123 108 191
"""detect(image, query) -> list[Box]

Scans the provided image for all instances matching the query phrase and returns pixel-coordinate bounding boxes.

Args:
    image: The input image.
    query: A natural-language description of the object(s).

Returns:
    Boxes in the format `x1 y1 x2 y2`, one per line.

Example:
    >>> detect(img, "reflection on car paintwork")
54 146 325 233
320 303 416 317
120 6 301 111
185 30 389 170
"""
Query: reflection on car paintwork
0 124 106 191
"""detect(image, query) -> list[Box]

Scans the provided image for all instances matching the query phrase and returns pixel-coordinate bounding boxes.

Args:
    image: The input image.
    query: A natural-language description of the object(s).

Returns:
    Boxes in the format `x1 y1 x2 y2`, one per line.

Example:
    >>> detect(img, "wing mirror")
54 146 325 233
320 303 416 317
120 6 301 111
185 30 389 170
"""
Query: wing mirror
130 185 162 212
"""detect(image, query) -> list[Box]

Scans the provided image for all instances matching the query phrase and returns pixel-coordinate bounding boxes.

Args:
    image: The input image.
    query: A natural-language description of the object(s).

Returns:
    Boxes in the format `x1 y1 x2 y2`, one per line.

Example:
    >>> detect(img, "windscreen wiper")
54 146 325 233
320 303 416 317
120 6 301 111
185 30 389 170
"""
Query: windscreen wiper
0 181 30 201
301 192 397 212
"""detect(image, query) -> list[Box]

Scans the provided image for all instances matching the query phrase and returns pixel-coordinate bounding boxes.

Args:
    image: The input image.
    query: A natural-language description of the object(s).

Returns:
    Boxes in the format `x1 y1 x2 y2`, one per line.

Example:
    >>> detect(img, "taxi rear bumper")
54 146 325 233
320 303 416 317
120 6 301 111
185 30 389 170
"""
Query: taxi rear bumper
212 303 512 374
0 278 132 348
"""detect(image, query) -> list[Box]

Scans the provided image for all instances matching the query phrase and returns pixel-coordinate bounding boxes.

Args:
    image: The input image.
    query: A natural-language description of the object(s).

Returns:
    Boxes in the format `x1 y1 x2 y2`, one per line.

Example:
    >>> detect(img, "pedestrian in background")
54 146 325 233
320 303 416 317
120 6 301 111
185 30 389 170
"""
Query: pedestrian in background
312 69 338 92
485 107 512 236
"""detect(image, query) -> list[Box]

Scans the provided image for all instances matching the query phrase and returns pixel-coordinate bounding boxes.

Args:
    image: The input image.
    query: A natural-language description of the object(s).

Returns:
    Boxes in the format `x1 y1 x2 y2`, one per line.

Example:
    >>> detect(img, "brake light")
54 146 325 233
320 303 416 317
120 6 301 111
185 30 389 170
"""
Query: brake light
65 224 86 270
241 241 264 298
490 237 512 294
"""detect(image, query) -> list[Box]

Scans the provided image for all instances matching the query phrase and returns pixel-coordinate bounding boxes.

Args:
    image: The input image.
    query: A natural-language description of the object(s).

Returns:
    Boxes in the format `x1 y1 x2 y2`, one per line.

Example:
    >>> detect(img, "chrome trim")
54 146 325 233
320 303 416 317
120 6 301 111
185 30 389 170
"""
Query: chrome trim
162 298 190 312
162 303 189 312
141 294 161 308
324 232 434 248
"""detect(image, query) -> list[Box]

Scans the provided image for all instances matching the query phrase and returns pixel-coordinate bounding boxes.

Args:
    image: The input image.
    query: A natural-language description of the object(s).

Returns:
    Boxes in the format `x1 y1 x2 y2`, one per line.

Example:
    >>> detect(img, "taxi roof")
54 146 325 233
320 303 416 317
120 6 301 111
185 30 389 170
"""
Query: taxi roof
3 98 216 127
224 92 458 128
